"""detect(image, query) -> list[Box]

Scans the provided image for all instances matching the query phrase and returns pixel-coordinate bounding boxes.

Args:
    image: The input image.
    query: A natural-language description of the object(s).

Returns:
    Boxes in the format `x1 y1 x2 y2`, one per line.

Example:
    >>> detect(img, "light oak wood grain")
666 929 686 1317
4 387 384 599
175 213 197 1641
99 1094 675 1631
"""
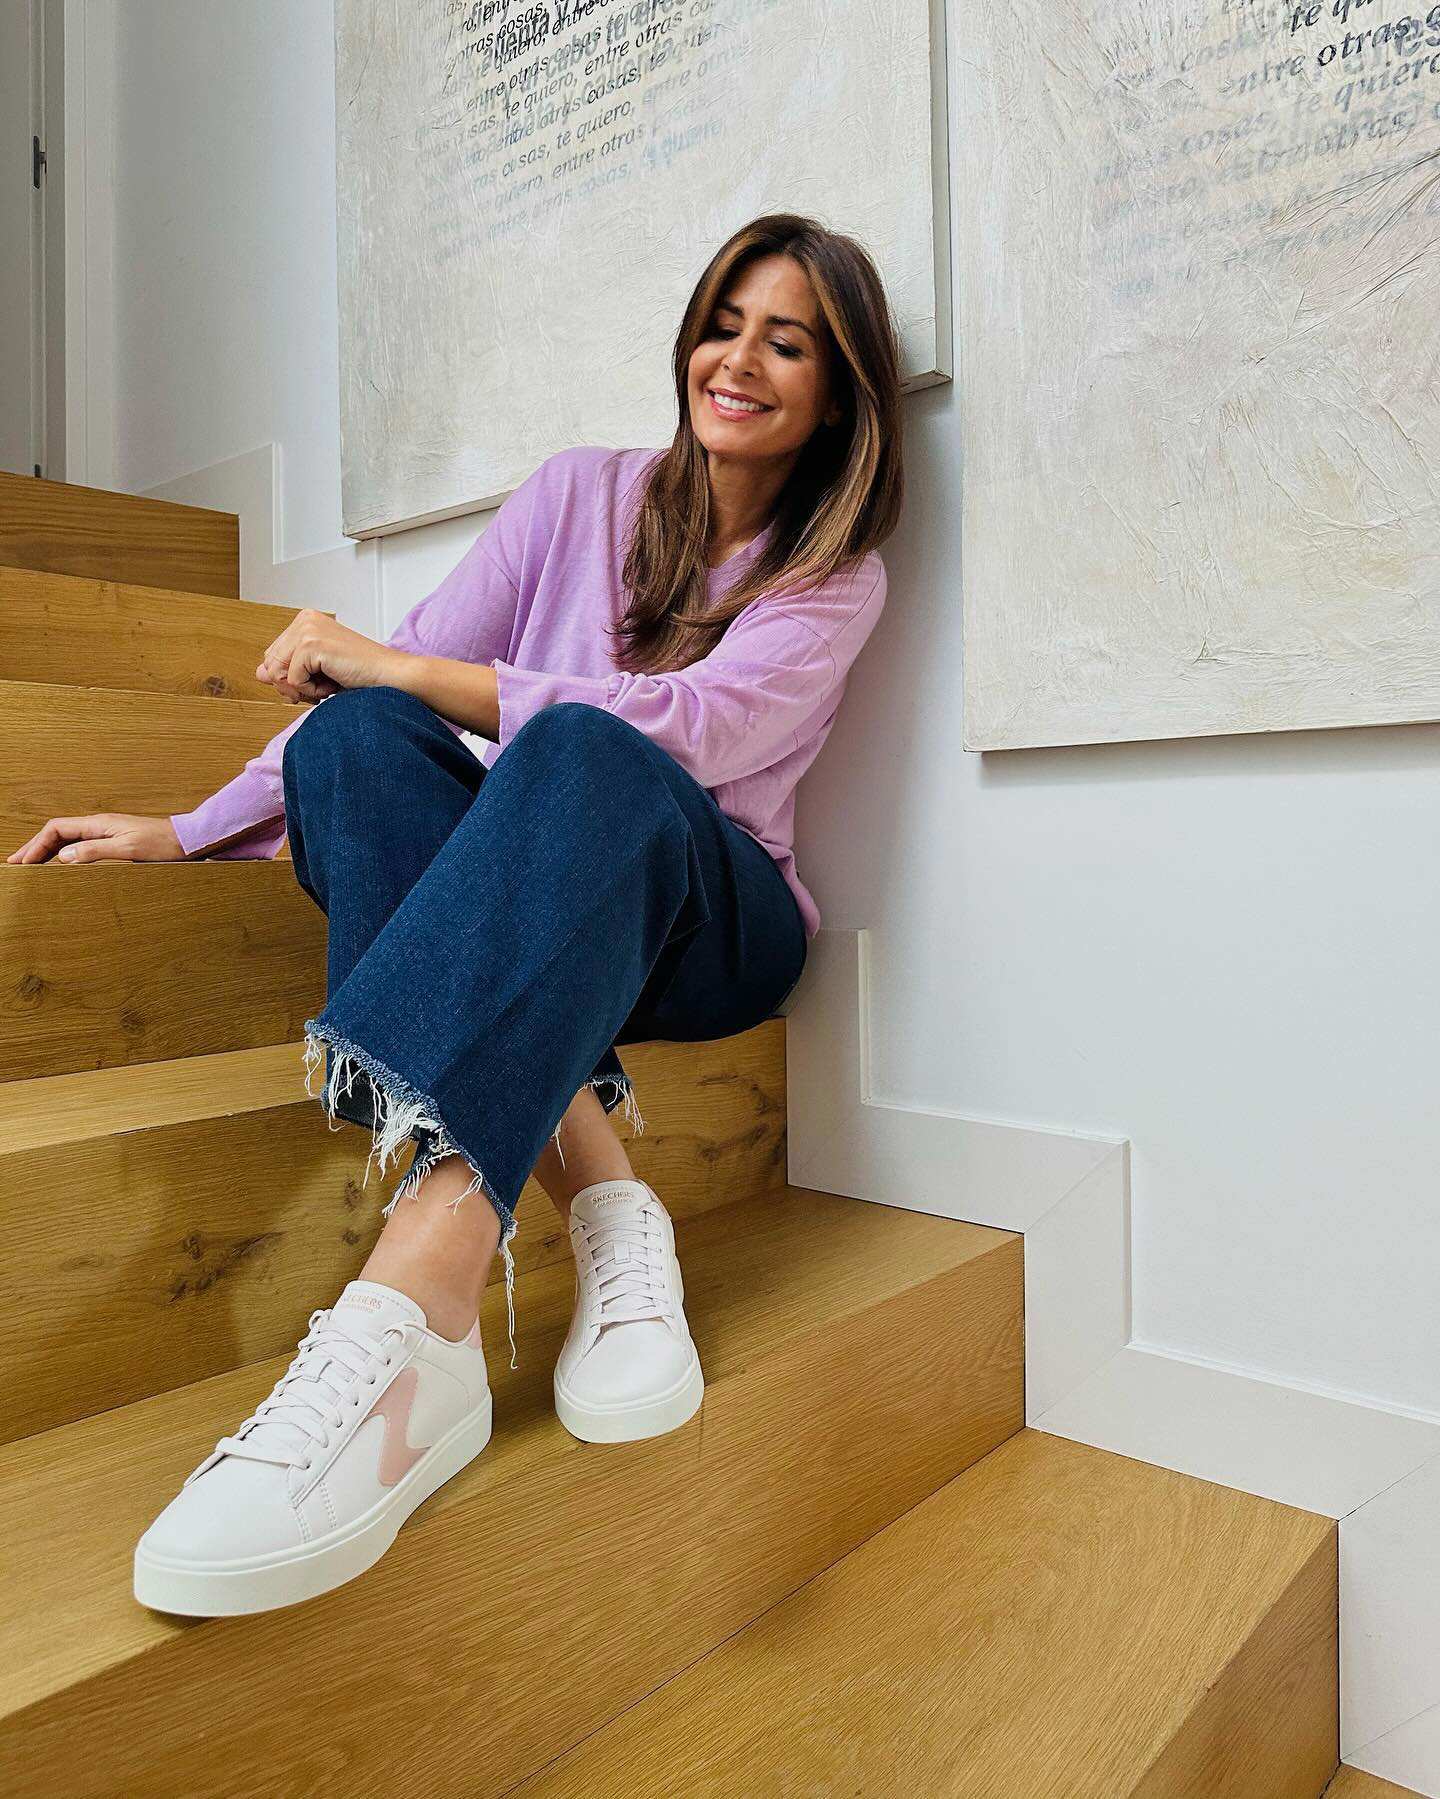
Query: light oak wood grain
0 1188 1022 1796
0 862 326 1079
0 1023 787 1443
0 678 300 849
516 1430 1338 1799
0 470 238 597
0 565 331 703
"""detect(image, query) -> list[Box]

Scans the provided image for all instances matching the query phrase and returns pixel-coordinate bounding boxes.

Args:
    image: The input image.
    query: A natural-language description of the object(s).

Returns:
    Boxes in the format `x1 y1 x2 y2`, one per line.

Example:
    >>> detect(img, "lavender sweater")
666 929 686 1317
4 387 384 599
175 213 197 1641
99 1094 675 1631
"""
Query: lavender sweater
170 445 887 940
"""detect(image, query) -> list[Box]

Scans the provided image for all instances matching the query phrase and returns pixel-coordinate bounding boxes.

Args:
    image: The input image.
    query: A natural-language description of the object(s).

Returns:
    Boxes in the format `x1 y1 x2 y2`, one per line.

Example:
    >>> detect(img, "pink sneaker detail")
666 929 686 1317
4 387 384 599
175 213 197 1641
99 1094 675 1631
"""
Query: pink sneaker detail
367 1364 429 1487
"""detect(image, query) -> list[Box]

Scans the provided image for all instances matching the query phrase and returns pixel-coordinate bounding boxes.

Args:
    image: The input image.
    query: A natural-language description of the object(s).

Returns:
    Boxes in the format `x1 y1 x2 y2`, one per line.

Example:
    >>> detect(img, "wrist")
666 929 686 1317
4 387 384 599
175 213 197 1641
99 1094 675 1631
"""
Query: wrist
380 648 426 696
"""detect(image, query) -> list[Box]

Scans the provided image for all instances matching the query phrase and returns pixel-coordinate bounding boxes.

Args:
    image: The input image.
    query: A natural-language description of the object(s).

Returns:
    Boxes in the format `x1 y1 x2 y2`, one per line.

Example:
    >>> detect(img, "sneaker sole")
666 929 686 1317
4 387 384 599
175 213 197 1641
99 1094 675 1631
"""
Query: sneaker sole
132 1387 493 1617
553 1349 704 1443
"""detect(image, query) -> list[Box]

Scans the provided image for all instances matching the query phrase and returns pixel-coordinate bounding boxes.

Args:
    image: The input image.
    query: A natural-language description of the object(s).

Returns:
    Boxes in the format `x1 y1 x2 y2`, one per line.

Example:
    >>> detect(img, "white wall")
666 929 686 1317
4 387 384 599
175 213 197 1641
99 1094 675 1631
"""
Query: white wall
112 2 341 563
102 1 1439 1421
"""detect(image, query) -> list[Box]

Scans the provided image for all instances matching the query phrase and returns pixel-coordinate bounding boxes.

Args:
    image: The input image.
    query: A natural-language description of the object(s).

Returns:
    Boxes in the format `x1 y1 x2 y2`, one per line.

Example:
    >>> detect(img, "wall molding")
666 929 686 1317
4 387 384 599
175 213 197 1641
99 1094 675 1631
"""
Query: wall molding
139 441 380 630
786 927 1440 1790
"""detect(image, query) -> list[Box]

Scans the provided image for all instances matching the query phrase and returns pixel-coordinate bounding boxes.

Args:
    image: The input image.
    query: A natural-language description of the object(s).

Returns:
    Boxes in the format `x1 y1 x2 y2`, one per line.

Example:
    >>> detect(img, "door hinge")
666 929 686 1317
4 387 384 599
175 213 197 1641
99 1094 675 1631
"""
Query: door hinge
33 135 46 189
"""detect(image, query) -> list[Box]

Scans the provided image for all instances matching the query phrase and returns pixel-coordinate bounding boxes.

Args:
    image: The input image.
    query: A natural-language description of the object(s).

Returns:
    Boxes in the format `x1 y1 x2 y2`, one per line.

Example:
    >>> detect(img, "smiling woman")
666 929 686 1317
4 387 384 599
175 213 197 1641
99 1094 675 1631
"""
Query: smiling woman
617 211 904 677
120 211 911 1617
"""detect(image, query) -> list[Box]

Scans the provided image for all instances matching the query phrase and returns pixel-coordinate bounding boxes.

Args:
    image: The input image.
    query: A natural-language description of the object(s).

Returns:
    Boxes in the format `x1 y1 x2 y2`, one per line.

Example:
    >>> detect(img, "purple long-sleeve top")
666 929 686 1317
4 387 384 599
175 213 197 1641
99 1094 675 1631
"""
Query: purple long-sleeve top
169 445 887 940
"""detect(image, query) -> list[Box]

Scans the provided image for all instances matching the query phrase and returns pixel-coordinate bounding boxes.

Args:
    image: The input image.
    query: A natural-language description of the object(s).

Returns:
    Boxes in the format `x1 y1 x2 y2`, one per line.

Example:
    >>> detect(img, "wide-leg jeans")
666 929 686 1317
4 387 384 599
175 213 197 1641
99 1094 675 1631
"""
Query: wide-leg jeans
280 685 809 1372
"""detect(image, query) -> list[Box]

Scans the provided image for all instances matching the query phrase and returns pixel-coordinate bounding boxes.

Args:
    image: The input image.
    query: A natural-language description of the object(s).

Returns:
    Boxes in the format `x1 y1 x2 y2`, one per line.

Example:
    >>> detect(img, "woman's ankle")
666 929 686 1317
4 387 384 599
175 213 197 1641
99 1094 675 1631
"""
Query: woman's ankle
535 1089 637 1225
358 1153 500 1338
358 1252 481 1340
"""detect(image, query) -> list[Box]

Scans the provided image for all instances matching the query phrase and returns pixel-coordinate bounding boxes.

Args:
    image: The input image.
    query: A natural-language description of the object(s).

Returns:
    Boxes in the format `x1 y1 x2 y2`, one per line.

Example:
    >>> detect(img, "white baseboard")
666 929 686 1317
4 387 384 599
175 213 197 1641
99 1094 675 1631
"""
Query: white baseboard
786 927 1440 1790
138 442 380 630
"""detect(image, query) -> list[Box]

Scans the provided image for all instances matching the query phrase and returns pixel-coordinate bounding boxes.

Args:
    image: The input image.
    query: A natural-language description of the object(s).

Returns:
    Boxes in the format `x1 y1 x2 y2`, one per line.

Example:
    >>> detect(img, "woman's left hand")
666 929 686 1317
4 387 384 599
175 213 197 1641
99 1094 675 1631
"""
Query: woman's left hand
256 609 406 703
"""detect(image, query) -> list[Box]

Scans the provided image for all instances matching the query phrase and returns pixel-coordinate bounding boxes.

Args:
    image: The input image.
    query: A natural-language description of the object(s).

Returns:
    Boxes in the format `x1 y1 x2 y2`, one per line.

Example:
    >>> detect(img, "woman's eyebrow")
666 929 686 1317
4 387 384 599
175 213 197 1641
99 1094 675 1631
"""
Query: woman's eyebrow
716 299 816 342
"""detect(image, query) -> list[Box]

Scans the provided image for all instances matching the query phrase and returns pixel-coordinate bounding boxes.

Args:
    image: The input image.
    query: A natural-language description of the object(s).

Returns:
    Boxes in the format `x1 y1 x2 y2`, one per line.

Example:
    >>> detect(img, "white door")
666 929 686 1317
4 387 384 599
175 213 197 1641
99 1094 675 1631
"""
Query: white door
0 0 42 477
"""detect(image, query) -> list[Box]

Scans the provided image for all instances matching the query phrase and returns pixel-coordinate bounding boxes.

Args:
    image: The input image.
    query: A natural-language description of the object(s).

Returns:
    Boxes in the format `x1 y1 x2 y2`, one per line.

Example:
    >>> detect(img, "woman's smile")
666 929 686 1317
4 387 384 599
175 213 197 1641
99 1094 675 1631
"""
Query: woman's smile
708 387 775 421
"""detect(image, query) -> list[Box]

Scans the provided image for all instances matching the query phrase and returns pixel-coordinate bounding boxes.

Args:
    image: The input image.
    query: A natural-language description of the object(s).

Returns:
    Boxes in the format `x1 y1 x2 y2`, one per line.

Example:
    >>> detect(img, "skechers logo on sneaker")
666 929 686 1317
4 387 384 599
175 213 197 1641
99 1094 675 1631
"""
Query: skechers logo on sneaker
343 1295 384 1311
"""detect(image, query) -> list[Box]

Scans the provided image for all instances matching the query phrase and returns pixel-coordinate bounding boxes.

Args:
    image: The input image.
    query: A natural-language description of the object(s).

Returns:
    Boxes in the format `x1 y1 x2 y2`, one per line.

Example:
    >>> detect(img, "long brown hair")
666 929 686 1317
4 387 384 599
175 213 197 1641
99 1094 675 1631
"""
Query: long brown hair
611 212 904 676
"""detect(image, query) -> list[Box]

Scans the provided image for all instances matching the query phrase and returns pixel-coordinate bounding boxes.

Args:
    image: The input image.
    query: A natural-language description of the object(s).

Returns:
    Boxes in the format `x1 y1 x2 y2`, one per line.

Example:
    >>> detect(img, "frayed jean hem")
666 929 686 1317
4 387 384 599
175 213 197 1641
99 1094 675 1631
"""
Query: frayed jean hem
549 1072 645 1169
302 1022 522 1372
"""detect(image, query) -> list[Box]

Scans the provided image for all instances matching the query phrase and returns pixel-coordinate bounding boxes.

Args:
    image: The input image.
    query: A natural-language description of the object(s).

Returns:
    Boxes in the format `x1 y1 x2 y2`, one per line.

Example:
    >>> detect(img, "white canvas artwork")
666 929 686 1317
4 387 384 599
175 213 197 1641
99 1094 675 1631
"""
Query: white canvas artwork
334 0 950 539
957 0 1440 749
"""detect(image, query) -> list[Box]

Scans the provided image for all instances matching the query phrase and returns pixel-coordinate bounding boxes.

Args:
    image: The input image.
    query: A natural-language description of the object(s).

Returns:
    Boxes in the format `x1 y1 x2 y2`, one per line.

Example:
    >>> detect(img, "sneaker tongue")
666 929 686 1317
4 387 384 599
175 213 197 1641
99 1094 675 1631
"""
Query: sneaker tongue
570 1179 652 1227
239 1281 425 1462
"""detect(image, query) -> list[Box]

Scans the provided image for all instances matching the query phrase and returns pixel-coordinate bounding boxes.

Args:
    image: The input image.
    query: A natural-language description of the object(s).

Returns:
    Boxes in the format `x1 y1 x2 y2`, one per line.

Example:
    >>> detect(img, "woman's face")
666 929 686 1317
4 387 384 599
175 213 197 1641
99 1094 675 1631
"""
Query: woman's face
687 253 842 467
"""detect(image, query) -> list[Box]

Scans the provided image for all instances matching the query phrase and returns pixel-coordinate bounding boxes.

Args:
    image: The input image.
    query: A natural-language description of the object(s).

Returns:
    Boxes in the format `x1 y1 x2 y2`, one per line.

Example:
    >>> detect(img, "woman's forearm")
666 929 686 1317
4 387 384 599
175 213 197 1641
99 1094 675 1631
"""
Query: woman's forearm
389 653 501 742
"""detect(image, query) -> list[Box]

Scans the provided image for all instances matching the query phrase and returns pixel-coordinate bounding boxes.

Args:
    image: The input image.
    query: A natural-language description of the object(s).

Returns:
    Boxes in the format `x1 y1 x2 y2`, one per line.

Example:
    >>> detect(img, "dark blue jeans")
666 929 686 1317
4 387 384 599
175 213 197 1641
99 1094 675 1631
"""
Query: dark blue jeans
281 686 808 1371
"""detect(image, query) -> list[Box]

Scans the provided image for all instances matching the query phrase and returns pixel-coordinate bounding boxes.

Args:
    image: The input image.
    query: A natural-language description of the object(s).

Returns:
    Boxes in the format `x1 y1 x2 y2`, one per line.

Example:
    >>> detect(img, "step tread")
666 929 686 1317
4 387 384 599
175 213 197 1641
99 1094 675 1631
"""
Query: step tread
0 1041 312 1151
0 563 332 618
0 1024 783 1152
518 1426 1336 1798
1 1185 1012 1719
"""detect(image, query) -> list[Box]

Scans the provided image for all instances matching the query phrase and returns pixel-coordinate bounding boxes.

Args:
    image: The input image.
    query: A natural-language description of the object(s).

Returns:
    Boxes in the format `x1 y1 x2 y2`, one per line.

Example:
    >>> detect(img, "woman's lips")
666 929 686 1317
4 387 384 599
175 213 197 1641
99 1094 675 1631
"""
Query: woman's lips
708 389 774 420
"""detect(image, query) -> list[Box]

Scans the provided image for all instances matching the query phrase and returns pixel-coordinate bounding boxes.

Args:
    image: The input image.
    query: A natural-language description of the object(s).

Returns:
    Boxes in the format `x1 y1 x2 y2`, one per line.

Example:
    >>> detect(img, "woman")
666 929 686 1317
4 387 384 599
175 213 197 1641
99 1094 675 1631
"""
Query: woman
10 212 903 1615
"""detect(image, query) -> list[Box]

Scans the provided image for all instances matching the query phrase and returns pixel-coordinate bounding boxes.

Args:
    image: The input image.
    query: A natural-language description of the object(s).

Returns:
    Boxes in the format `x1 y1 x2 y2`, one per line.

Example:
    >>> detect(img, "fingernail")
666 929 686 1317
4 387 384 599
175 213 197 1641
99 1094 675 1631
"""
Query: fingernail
58 848 73 860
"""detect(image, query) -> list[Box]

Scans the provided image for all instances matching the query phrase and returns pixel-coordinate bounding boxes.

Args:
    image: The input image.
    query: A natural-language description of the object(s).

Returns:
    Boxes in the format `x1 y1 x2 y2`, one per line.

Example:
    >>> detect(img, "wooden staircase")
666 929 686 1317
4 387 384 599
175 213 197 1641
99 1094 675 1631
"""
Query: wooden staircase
0 473 1363 1798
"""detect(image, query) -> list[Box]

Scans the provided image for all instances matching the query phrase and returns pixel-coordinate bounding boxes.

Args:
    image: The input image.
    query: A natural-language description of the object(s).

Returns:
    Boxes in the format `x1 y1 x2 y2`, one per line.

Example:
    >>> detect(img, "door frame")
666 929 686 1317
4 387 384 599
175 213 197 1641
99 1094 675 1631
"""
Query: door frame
49 0 116 489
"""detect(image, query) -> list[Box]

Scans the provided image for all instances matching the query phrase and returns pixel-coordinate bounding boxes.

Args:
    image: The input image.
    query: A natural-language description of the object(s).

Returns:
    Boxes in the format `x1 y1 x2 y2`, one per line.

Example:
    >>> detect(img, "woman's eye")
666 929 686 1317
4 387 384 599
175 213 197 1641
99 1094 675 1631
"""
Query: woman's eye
713 327 800 358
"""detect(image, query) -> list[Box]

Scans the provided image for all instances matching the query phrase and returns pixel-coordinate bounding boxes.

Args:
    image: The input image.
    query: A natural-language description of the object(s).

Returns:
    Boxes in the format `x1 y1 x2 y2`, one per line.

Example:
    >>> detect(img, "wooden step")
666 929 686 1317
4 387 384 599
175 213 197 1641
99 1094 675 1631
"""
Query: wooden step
515 1429 1338 1799
0 565 331 703
0 1023 786 1444
0 678 300 853
0 862 326 1080
0 1187 1021 1796
0 470 238 598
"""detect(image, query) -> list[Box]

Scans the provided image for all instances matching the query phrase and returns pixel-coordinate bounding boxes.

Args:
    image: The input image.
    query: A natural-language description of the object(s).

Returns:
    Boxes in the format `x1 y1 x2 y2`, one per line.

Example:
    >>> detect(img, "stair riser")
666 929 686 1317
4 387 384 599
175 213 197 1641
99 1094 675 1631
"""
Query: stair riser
0 472 238 597
0 1244 1024 1797
0 1104 377 1446
0 567 317 704
1133 1531 1338 1799
0 863 325 1080
0 679 296 849
1 1026 790 1440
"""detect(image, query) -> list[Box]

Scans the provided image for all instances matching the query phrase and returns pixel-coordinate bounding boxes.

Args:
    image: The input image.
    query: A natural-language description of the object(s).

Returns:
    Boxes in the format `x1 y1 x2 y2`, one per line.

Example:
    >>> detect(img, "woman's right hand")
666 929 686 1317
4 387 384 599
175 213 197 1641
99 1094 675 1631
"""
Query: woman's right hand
6 814 190 865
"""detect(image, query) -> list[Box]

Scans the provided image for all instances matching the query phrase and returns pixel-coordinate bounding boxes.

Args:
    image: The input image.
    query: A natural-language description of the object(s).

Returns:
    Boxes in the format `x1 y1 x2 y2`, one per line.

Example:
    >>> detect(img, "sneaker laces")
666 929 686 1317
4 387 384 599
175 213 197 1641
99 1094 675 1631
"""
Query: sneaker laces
578 1205 675 1331
197 1310 414 1476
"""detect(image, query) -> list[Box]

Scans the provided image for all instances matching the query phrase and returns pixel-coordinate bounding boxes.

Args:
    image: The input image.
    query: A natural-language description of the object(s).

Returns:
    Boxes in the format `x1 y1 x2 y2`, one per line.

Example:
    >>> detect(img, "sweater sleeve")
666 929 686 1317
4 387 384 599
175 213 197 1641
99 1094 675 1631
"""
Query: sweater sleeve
491 558 886 792
168 477 542 861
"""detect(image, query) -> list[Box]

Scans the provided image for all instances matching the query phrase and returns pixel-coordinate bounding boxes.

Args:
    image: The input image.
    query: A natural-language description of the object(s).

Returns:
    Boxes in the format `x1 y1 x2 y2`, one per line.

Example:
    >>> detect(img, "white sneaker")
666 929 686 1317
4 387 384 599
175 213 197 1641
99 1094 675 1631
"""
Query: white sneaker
553 1178 704 1443
134 1278 493 1616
